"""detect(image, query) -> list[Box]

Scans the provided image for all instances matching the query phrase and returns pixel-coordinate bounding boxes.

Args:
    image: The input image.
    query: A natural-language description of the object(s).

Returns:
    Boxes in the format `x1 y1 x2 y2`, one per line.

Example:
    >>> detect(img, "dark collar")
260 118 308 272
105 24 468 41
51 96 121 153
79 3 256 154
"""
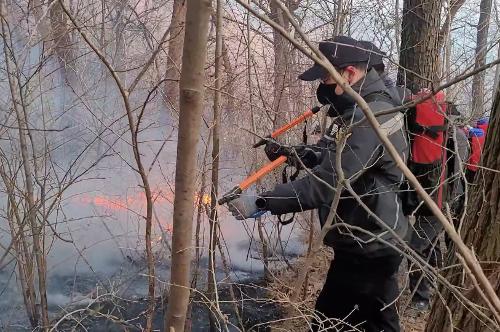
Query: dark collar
333 69 392 126
351 68 390 98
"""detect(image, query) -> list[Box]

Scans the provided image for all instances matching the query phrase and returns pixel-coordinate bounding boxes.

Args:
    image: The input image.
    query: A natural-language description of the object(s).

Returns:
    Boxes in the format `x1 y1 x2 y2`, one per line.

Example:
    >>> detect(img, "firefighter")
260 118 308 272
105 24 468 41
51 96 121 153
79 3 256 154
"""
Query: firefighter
444 111 470 249
466 117 488 183
227 36 409 332
407 102 469 310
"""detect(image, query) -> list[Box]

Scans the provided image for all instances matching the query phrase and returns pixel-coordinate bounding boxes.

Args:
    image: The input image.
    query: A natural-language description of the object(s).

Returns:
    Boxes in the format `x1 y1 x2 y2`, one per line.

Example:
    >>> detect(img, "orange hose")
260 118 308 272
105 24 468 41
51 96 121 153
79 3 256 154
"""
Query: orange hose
239 156 287 190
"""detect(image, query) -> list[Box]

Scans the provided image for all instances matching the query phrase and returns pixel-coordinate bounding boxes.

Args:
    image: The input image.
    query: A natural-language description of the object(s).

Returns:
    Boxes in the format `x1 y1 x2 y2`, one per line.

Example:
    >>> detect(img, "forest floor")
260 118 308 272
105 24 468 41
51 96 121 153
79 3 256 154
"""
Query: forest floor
269 247 429 331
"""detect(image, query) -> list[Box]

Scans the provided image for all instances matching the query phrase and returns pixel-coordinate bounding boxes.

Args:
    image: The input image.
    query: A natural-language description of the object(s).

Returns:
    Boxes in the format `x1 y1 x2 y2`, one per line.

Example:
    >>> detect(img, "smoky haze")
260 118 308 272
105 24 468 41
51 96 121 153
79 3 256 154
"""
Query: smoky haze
0 13 305 328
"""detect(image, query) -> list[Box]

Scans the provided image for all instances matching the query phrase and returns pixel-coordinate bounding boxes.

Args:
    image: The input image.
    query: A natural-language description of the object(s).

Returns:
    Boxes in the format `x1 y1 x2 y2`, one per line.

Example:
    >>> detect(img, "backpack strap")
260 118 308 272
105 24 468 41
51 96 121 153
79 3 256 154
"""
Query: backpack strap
363 91 396 105
362 92 405 136
411 123 447 139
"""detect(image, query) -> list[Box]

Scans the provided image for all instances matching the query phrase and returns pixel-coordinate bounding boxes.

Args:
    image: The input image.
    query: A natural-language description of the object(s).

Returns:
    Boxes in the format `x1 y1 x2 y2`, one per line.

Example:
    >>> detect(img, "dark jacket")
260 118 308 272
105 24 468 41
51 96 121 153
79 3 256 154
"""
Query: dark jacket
446 125 469 214
261 69 410 258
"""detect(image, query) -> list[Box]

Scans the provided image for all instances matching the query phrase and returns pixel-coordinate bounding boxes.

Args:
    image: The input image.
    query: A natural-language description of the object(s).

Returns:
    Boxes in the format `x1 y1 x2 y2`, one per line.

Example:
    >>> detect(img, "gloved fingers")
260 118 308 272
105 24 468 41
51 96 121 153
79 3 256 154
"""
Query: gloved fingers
301 148 320 168
264 141 284 161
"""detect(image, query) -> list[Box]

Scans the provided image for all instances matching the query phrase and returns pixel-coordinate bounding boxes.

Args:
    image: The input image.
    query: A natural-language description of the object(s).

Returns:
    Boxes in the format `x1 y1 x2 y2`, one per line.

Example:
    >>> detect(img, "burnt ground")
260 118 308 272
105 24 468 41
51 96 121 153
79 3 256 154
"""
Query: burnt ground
50 282 283 331
44 249 427 331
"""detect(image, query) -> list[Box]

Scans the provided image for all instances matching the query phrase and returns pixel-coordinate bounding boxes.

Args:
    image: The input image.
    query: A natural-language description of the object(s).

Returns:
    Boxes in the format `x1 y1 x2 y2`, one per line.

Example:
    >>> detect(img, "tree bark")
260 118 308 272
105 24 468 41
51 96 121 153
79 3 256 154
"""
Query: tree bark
164 1 211 331
398 0 443 91
164 0 187 112
208 0 223 329
270 0 291 128
426 89 500 332
46 0 75 83
31 0 73 80
1 2 50 329
494 43 500 95
246 3 272 282
438 0 466 49
471 0 493 118
0 168 39 328
334 0 346 36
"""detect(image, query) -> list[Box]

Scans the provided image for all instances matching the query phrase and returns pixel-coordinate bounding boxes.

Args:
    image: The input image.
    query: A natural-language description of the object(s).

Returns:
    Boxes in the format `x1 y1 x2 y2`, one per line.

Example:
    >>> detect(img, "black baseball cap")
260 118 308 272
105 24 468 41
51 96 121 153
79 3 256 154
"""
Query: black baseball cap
358 40 386 71
298 36 370 81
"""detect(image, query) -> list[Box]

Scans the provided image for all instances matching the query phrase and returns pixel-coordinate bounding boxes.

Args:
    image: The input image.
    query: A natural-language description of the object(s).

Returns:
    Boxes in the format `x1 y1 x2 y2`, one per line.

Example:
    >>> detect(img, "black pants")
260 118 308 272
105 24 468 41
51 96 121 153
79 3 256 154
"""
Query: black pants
408 216 443 302
312 253 401 332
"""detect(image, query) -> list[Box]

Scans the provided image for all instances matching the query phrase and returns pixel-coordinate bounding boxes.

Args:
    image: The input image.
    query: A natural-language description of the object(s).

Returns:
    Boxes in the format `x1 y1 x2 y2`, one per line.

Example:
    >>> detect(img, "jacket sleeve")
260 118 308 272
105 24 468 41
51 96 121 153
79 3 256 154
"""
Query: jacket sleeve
261 115 383 215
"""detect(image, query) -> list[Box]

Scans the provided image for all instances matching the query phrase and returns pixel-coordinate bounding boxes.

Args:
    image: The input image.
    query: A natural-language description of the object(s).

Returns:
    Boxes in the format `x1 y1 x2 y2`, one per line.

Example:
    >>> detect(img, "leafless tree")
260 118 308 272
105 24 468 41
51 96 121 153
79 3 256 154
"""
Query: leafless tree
164 1 212 331
164 0 187 112
426 87 500 331
398 0 443 90
471 0 494 118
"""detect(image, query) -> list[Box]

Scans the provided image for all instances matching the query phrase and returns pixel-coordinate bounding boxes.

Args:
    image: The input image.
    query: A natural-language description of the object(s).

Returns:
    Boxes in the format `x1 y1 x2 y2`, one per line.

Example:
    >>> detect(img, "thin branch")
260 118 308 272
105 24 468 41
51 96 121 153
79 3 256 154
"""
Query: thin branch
128 26 171 92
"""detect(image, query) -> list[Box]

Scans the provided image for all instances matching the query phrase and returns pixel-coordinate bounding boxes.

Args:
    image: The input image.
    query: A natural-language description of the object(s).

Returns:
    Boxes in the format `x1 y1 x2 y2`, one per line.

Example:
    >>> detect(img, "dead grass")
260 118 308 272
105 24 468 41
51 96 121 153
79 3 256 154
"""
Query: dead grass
269 247 428 331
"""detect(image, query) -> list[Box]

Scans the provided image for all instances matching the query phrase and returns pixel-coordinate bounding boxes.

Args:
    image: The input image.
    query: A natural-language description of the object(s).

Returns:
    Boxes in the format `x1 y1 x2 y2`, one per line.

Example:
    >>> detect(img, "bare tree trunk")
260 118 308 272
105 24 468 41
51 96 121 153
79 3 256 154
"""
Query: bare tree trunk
245 2 272 282
31 0 73 78
49 0 73 80
30 0 52 43
494 43 500 94
334 0 346 35
164 1 211 331
301 211 316 301
471 0 493 118
1 2 50 329
494 2 500 95
221 41 235 112
398 0 443 90
438 0 466 49
256 217 271 281
57 1 162 329
186 133 212 332
164 0 187 112
395 0 401 57
320 0 347 133
270 0 291 128
112 0 127 78
438 0 466 96
1 168 39 328
426 86 500 332
208 0 223 330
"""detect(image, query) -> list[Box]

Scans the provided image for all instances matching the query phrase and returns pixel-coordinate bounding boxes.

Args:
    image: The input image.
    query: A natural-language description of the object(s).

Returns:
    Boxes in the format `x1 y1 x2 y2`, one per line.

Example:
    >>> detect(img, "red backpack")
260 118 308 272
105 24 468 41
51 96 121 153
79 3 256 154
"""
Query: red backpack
410 90 447 164
401 89 449 216
467 128 485 172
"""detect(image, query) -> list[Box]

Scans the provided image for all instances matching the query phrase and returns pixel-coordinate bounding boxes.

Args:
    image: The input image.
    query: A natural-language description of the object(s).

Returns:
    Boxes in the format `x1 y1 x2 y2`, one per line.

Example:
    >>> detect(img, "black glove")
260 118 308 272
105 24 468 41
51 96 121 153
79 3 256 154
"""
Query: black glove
264 141 320 169
264 141 288 161
296 146 321 168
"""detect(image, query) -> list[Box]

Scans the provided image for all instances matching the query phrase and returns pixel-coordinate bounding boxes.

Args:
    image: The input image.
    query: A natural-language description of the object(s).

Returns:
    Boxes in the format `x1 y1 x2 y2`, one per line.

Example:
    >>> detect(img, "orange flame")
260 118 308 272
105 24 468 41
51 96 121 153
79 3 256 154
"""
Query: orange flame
73 189 211 235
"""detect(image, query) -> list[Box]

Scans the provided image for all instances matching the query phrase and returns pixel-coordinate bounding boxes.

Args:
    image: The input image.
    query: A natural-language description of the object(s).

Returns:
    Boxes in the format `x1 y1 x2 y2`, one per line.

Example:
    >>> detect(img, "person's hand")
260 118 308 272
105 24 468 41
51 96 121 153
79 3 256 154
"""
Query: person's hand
228 194 266 220
264 141 287 161
295 146 320 169
264 141 302 167
265 141 320 169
